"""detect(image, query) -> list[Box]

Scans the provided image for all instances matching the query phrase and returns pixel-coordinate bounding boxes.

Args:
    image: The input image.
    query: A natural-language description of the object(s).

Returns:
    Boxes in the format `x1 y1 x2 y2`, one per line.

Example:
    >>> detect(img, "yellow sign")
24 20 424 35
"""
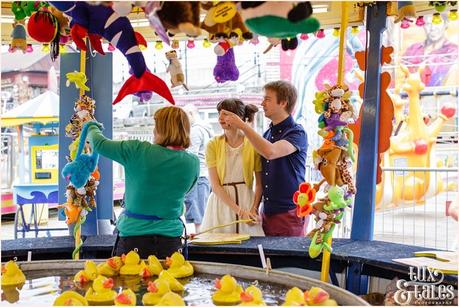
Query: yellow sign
31 144 58 184
213 2 237 24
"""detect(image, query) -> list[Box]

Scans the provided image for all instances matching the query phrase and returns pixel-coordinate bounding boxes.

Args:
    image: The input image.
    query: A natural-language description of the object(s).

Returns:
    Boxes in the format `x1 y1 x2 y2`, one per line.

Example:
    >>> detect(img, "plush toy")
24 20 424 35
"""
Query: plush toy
394 1 416 23
9 20 28 53
239 2 320 50
156 2 201 37
62 121 102 189
48 1 174 105
11 1 47 21
200 2 252 42
165 50 188 90
27 7 61 60
66 71 90 92
144 1 170 45
213 34 239 83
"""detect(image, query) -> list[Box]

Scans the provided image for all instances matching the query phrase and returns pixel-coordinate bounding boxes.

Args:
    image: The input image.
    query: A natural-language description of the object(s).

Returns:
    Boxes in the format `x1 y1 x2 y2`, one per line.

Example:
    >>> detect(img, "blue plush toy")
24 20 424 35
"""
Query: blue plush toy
62 121 102 189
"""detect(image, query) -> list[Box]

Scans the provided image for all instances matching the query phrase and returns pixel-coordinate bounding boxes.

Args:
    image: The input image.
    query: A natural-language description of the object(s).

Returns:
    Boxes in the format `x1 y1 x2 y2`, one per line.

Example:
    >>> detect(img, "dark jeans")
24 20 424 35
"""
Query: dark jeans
113 235 182 259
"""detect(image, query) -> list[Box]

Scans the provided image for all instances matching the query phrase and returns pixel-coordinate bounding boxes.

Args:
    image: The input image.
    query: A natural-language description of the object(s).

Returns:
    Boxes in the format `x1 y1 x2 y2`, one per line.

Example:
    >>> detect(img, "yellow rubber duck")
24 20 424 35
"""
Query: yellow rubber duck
157 270 184 292
156 292 186 306
121 275 142 292
53 291 88 306
142 279 172 306
73 260 98 284
1 284 23 304
212 275 243 305
114 288 137 306
97 256 123 277
239 285 265 306
165 251 194 278
282 287 305 306
120 250 143 275
140 255 164 278
84 275 116 304
1 260 26 287
304 287 337 306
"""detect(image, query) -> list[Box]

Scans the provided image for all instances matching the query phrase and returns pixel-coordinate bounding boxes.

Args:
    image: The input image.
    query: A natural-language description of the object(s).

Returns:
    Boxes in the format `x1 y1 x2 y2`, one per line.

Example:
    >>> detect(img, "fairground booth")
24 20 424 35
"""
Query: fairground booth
0 1 457 306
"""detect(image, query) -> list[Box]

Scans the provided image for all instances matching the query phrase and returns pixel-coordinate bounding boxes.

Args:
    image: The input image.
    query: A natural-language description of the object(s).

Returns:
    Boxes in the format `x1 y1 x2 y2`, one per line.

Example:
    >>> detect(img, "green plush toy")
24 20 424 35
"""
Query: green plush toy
239 2 320 50
11 1 47 21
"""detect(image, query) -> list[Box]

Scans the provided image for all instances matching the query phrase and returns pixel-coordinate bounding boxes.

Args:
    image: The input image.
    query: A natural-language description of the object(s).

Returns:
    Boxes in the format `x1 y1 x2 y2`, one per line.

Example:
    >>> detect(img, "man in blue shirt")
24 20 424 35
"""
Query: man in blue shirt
221 80 308 236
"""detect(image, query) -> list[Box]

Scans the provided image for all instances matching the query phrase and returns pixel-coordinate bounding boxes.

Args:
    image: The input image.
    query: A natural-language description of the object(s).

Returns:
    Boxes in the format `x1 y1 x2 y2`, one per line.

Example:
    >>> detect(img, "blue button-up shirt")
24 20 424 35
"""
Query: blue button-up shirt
262 116 307 214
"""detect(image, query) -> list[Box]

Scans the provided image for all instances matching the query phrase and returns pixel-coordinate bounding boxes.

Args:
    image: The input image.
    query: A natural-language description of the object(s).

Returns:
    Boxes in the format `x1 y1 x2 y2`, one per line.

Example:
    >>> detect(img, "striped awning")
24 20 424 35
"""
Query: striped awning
1 91 59 126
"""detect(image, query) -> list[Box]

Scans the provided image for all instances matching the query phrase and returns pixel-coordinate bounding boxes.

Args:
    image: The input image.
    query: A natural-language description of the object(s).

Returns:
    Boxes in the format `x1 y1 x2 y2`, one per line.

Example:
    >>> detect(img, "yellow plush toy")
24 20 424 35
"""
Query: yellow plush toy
165 251 194 278
1 260 26 287
212 274 243 305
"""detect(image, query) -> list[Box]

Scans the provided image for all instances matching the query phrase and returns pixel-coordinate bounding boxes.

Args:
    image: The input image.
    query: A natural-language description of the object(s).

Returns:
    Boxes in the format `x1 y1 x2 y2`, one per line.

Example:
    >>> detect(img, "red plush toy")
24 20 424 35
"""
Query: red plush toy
27 8 60 60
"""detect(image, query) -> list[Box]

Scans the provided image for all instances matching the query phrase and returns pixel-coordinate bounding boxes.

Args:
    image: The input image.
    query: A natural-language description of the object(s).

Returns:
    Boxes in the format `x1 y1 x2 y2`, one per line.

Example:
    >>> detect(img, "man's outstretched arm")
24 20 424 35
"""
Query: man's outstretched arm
220 110 297 160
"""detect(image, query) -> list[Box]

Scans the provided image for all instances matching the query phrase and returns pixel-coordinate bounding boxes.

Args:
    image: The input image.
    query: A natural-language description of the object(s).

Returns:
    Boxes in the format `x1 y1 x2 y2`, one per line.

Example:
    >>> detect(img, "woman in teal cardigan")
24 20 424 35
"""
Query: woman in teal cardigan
86 106 199 258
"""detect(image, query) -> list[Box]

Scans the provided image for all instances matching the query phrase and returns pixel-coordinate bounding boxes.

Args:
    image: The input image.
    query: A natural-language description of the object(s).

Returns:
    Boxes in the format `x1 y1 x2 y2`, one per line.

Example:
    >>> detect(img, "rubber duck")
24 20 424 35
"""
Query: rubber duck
165 251 194 278
53 291 88 306
304 287 338 306
212 275 243 305
84 276 116 304
239 285 265 306
1 260 26 287
1 285 23 304
97 256 123 277
121 275 142 292
157 270 184 292
114 288 137 306
141 280 172 306
120 250 143 275
140 255 164 278
73 260 98 284
282 287 305 306
156 292 186 306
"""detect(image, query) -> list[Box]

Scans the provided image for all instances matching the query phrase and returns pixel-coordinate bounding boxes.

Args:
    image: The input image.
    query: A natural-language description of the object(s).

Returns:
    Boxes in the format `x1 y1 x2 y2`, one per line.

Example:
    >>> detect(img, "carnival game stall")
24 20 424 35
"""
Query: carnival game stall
1 1 458 306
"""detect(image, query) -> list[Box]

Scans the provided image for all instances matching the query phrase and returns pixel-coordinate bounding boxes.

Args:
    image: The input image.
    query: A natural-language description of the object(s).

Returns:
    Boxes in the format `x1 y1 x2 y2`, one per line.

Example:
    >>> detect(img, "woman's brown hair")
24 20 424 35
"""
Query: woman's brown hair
154 106 191 148
217 98 258 123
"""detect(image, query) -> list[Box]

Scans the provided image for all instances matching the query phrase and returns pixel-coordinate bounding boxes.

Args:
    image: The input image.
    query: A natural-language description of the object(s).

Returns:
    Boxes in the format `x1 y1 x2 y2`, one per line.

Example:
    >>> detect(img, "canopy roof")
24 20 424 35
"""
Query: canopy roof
1 90 59 126
0 1 439 44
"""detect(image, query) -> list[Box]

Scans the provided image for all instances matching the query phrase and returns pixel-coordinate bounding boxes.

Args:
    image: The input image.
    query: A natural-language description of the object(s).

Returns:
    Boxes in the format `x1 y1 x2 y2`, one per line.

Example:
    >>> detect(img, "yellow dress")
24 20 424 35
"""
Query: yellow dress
201 142 265 236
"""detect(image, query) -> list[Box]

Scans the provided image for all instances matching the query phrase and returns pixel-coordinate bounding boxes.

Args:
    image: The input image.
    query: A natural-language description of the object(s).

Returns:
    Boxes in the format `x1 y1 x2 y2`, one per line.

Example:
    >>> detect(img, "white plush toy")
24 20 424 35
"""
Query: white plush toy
165 50 188 90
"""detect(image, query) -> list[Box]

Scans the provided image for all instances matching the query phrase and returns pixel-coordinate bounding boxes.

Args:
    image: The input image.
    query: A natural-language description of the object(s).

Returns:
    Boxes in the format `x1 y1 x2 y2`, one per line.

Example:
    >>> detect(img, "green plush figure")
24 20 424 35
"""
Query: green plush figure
239 2 320 50
11 1 47 21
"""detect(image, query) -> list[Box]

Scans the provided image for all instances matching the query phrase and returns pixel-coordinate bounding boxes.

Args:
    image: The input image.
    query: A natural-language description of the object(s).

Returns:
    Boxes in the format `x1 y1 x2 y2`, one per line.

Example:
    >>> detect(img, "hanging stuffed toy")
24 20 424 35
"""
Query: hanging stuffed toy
62 121 102 189
11 1 47 21
9 20 29 53
26 7 61 60
239 2 320 50
165 50 189 90
201 2 252 42
156 2 201 37
213 33 239 83
48 1 174 105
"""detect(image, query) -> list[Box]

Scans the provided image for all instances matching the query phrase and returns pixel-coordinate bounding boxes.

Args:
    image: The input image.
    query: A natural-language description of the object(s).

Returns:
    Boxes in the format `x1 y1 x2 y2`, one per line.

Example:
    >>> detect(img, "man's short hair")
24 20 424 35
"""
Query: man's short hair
264 80 298 114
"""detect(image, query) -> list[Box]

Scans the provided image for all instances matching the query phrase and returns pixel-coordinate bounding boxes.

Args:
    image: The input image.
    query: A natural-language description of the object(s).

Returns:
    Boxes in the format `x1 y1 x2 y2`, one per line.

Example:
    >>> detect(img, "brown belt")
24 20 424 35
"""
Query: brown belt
222 181 245 233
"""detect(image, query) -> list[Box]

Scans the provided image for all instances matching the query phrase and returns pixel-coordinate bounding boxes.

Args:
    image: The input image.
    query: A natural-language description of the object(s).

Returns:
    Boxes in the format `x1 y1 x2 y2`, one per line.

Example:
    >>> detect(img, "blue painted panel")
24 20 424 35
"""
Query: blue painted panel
351 2 387 241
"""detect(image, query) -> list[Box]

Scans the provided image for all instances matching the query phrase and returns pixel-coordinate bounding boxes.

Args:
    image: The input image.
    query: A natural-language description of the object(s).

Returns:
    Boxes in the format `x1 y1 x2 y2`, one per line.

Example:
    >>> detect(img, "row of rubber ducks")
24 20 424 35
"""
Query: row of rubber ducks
74 250 193 283
213 274 338 306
